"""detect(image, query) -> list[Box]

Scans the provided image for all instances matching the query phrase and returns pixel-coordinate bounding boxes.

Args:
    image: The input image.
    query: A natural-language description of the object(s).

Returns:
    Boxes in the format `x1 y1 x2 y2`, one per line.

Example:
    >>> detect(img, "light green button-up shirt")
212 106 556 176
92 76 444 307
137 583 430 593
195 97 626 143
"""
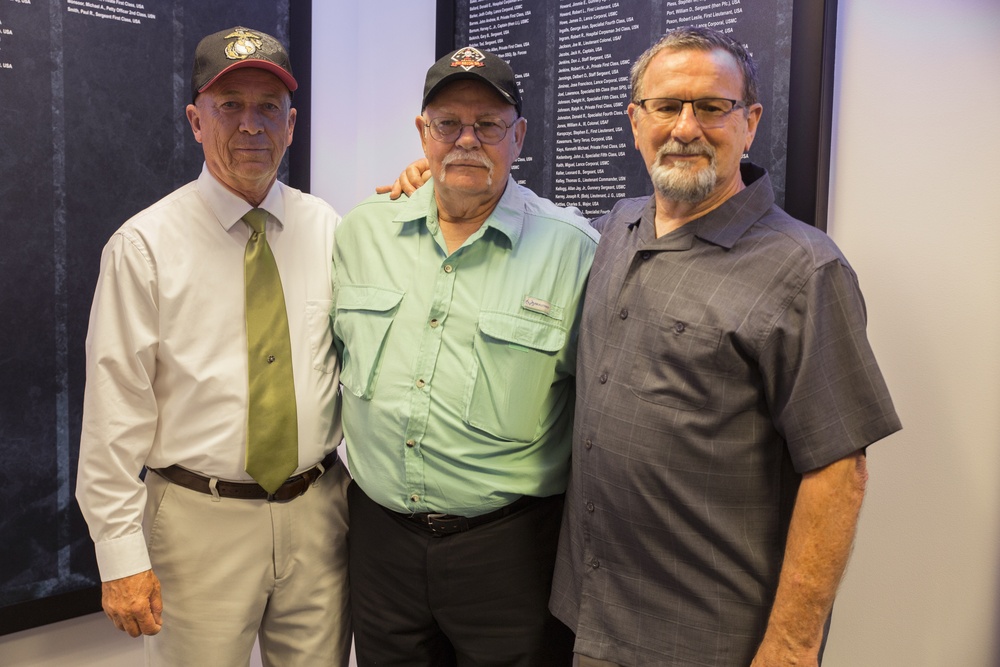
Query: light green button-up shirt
333 177 598 516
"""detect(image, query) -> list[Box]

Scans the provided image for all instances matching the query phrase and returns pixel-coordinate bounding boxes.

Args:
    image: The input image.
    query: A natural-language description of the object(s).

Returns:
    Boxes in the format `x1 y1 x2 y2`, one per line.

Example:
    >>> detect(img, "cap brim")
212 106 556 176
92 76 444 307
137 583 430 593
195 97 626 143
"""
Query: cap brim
197 59 298 95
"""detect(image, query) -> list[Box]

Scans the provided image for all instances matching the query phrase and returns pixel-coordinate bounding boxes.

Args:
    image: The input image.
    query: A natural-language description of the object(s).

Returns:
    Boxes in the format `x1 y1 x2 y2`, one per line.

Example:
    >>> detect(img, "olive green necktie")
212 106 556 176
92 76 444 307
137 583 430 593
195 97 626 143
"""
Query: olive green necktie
243 208 298 493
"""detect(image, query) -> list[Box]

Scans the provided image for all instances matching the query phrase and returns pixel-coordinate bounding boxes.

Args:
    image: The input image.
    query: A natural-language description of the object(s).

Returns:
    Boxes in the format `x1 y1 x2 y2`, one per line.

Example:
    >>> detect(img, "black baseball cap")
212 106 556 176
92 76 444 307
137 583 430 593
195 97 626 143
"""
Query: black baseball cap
191 27 297 102
422 47 522 116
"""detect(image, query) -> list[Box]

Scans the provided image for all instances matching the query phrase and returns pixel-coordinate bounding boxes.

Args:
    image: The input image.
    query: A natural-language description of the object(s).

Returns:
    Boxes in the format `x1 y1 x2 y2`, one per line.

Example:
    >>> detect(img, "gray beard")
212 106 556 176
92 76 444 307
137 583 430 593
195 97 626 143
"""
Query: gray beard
649 141 717 204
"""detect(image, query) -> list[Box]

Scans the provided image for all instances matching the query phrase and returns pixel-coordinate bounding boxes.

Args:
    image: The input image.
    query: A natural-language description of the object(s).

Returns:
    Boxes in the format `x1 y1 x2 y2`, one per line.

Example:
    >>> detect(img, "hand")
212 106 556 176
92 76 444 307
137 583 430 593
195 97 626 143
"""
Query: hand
375 159 431 199
102 569 163 637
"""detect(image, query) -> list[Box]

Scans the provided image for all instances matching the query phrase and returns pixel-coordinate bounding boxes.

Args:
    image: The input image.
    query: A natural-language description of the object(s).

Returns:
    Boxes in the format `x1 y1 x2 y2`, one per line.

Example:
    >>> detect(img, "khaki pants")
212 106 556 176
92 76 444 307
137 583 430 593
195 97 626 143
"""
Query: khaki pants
142 463 351 667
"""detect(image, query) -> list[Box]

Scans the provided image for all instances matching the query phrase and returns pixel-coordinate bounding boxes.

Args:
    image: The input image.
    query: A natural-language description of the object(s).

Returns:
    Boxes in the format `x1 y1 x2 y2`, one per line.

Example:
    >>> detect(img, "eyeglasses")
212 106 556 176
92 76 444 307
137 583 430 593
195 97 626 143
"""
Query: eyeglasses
424 116 516 145
635 97 747 128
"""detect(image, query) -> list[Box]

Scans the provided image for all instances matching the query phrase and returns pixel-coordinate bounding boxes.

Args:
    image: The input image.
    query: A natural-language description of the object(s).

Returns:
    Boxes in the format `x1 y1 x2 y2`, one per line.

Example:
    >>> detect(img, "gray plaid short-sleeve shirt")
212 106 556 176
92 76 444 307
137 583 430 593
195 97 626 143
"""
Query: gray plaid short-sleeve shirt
550 165 901 666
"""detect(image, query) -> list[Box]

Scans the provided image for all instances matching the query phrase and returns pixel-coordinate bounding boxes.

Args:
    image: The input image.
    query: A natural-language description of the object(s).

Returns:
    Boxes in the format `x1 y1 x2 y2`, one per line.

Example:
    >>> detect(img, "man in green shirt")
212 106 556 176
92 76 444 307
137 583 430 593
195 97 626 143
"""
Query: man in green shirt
332 47 597 666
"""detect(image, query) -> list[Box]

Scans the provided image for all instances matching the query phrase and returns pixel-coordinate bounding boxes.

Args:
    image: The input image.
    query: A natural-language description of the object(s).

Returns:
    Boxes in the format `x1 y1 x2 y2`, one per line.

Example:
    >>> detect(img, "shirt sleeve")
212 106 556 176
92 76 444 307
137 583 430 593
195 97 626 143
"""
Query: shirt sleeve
75 231 160 581
761 259 901 473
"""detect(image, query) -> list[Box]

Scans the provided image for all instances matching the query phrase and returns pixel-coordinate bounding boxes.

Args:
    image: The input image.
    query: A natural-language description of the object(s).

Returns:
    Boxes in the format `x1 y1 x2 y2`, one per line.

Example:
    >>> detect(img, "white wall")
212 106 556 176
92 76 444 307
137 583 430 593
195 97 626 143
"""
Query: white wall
821 0 1000 665
309 1 437 213
4 1 999 664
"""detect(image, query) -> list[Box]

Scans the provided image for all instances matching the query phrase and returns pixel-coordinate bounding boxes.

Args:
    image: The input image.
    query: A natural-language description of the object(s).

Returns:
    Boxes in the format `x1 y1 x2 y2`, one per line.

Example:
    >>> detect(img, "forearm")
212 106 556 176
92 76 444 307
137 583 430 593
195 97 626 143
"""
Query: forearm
77 405 157 580
753 451 868 665
76 233 160 580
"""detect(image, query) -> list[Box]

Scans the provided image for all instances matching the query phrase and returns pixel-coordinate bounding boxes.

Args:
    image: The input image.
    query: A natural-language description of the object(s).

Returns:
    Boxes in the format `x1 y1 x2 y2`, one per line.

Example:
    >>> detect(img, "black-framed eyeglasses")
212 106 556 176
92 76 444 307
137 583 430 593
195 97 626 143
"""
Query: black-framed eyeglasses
424 116 516 145
636 97 747 128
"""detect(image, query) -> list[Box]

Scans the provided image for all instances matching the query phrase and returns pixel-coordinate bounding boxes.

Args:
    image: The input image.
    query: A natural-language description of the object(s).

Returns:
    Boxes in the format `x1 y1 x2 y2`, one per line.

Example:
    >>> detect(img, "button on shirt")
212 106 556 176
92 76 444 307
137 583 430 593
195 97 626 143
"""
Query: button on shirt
550 165 901 665
332 177 598 517
76 165 342 581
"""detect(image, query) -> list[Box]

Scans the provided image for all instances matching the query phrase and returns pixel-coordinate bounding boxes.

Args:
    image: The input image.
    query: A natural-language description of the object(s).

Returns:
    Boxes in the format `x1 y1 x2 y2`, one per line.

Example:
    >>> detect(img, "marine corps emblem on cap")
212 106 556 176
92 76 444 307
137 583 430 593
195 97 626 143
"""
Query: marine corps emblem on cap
451 47 487 71
224 29 264 61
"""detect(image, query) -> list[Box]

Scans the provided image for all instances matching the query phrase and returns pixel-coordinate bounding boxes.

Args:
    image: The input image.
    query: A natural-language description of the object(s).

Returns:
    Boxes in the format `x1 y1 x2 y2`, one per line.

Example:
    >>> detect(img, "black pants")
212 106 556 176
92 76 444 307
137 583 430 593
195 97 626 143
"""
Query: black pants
348 481 575 667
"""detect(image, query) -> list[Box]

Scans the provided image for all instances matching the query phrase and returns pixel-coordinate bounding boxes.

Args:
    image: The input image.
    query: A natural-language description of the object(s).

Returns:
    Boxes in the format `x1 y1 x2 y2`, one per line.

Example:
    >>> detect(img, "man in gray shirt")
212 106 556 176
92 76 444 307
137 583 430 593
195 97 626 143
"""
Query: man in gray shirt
548 27 901 667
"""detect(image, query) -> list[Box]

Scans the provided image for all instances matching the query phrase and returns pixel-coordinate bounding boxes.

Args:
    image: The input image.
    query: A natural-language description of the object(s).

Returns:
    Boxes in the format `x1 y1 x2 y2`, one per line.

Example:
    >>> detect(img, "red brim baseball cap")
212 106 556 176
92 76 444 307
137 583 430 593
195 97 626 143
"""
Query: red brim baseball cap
191 26 297 101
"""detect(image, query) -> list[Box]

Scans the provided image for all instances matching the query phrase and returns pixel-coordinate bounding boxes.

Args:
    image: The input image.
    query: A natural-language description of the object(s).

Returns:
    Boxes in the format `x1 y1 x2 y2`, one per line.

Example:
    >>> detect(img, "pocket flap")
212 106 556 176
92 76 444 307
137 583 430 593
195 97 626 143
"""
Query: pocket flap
478 311 566 353
336 285 404 314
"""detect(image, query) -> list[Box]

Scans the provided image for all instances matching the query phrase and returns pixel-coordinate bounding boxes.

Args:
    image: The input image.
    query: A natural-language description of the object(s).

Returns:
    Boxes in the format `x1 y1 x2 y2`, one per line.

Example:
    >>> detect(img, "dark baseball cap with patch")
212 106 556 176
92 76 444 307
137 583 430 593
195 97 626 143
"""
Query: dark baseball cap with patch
422 47 522 116
191 26 297 101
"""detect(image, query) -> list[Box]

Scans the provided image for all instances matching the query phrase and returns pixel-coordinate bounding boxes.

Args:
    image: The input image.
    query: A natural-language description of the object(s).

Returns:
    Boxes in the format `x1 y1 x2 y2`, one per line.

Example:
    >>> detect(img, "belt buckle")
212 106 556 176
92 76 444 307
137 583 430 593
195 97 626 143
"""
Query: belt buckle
269 476 310 503
425 513 468 536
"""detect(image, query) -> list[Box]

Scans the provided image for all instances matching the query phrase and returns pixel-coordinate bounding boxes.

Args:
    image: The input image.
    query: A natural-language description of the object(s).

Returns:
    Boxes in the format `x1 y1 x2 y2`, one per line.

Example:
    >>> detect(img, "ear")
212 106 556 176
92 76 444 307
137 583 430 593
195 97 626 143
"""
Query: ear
510 116 527 160
627 102 641 151
743 103 763 152
185 104 203 144
286 107 297 147
415 115 429 153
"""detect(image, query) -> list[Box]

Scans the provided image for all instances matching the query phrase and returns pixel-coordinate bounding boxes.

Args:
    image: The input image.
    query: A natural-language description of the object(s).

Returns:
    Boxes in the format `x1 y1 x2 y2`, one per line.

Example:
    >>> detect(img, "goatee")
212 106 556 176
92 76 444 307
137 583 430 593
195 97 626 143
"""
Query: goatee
650 141 717 203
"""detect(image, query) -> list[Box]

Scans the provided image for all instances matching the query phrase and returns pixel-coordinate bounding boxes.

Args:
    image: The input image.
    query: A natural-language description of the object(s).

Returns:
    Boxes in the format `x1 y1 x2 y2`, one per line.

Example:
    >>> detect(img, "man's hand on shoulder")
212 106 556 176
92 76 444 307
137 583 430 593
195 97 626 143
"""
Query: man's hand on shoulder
102 569 163 637
375 159 431 199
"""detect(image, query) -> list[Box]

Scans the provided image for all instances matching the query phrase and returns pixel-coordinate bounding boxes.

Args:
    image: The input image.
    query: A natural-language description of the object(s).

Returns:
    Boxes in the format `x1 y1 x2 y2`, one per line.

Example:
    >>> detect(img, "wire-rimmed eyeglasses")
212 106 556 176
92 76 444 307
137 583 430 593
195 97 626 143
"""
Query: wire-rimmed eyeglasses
635 97 747 128
423 116 516 145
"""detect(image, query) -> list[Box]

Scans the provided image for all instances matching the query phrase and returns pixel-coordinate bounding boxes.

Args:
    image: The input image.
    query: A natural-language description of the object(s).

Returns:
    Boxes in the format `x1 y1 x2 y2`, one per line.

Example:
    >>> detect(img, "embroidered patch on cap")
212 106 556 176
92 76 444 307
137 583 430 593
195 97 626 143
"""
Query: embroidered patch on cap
224 29 264 61
522 296 552 316
451 47 487 71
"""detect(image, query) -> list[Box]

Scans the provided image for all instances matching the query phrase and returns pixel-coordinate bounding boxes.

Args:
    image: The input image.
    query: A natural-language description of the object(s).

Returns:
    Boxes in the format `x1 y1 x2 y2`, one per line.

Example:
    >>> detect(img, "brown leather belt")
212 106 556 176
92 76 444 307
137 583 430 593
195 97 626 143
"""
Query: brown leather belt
390 494 539 536
150 451 338 502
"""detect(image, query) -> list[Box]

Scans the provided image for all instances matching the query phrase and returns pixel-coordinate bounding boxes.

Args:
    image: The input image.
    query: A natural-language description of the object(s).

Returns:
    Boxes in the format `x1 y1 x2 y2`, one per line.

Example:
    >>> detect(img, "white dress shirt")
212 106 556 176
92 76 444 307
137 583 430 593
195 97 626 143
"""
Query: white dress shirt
76 165 342 581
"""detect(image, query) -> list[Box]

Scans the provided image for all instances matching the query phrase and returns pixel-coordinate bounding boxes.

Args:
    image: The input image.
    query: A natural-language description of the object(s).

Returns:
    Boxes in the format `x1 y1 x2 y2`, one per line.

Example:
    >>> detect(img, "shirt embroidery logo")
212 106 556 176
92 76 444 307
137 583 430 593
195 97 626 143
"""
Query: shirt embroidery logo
224 29 264 61
522 296 552 316
451 47 486 71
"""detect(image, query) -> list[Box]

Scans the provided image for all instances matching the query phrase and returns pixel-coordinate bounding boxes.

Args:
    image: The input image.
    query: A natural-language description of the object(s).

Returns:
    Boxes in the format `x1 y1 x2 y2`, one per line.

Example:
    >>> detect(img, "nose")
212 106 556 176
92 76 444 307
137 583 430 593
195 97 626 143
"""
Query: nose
454 124 482 149
240 107 264 134
670 102 703 142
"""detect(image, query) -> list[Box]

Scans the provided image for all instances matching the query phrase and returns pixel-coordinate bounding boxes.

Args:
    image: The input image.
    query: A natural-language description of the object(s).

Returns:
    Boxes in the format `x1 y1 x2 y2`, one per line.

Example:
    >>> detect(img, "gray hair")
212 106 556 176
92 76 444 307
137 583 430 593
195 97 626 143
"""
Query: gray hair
630 26 759 107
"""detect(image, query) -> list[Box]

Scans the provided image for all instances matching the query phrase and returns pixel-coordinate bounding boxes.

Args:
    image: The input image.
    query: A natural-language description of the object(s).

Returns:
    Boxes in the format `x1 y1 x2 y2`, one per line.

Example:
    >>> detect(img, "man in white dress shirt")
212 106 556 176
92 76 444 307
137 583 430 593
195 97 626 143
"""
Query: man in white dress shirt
75 26 350 666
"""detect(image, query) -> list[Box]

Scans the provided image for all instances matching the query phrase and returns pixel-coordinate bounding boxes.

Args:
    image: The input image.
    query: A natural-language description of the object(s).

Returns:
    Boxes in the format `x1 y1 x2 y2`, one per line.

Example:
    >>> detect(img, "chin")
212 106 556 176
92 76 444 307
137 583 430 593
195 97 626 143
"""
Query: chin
439 171 493 190
651 165 717 203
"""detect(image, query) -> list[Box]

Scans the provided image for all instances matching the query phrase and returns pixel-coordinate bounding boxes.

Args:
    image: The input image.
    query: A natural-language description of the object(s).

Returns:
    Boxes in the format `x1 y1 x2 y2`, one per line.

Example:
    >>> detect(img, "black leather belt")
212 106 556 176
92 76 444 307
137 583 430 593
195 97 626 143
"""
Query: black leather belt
392 494 538 536
150 451 338 502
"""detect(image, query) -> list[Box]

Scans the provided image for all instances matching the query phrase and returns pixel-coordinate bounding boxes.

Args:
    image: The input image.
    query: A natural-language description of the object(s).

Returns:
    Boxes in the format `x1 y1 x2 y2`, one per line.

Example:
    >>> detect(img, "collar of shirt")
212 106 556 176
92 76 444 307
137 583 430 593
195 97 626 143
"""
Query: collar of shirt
196 163 288 232
390 174 526 248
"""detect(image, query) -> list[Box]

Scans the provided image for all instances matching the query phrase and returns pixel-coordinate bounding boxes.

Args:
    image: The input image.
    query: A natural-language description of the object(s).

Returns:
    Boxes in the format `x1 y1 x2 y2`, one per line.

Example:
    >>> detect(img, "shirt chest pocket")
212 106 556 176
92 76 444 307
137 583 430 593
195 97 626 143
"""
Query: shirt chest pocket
628 312 725 410
304 300 337 374
333 285 405 399
464 311 567 442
